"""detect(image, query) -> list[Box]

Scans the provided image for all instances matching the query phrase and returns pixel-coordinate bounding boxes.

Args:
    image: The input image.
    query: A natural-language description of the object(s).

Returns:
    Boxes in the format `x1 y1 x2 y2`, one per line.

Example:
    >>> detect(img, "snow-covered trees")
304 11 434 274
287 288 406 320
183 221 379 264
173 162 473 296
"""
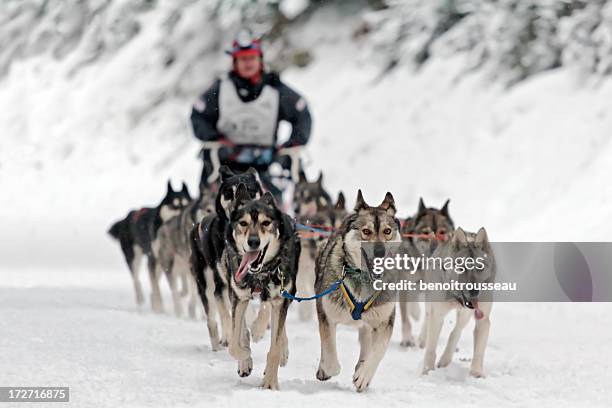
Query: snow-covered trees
359 0 612 85
2 0 612 85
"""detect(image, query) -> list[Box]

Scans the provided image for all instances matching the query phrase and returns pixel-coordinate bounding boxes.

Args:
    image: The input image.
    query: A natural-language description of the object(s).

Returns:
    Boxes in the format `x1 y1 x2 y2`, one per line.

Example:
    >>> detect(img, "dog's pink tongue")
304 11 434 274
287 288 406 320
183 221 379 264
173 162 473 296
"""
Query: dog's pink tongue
235 251 260 282
473 300 484 320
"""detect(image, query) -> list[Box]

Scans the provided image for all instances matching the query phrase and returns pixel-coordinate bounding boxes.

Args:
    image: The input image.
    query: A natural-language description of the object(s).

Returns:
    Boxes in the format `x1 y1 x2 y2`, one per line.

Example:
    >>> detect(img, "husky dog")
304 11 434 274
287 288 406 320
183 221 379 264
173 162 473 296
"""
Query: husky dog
156 183 217 318
422 227 495 378
293 171 331 217
225 184 300 390
293 171 332 321
190 166 263 351
296 191 347 321
315 190 400 392
398 198 454 348
328 191 348 230
108 181 191 312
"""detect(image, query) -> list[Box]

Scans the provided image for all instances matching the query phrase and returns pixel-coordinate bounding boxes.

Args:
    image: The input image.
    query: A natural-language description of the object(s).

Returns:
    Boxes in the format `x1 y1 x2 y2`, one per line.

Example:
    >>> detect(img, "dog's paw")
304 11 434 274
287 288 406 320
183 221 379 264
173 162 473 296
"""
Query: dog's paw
237 358 253 377
437 354 453 368
417 336 426 349
250 323 266 343
352 364 373 393
228 344 250 361
316 361 340 381
469 367 485 378
400 337 416 348
421 364 435 375
211 341 222 352
316 367 331 381
261 376 279 390
151 296 164 314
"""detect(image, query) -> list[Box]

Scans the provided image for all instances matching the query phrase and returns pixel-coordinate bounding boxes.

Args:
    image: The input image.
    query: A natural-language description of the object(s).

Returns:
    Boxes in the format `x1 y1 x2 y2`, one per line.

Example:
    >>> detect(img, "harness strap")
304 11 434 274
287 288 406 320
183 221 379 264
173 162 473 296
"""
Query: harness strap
340 282 381 321
281 279 343 302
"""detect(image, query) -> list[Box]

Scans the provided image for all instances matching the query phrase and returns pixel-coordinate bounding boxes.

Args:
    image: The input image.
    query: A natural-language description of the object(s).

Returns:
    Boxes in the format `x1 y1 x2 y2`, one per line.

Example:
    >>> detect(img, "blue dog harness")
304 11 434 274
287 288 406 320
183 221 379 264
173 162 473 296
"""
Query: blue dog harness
280 265 380 320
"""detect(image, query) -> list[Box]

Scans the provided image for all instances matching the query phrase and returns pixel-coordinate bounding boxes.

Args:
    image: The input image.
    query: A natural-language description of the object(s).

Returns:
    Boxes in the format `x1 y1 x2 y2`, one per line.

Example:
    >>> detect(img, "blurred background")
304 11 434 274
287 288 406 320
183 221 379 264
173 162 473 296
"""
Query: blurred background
1 0 612 270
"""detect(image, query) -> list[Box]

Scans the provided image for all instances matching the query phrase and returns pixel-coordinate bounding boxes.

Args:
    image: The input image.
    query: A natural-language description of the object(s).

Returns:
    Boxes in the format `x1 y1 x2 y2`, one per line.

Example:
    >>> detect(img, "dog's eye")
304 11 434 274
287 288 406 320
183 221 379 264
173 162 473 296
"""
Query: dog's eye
362 228 372 236
383 228 392 235
261 220 271 227
239 221 248 227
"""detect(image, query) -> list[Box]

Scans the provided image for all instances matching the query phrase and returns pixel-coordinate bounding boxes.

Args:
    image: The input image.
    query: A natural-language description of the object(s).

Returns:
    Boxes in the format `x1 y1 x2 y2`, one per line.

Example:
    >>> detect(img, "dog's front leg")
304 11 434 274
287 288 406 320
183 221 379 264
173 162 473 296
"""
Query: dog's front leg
422 302 448 375
355 326 372 372
217 287 233 347
262 298 288 390
438 308 471 368
147 255 164 314
353 310 394 392
470 302 492 378
296 247 316 321
229 297 252 377
251 301 270 343
398 291 418 347
315 299 341 381
280 325 289 367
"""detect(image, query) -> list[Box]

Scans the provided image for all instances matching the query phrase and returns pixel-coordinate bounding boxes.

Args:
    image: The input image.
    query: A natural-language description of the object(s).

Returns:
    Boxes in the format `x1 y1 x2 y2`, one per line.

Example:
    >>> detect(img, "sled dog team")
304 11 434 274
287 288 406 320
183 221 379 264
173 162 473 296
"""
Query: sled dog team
109 166 496 391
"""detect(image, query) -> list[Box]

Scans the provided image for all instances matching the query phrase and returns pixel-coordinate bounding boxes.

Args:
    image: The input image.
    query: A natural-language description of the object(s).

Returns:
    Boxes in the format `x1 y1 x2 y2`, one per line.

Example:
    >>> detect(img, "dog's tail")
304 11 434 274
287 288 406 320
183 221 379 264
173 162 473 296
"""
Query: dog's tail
108 218 127 240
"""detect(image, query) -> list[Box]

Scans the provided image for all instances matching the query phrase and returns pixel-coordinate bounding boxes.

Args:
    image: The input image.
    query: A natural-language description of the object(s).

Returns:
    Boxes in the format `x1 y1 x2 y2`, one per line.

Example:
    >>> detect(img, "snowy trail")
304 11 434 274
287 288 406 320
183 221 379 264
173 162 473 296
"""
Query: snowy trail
1 269 610 407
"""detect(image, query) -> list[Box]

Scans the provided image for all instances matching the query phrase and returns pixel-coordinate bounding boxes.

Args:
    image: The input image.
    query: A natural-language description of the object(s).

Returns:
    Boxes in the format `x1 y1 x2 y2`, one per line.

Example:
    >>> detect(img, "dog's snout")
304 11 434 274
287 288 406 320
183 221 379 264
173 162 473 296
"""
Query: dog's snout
373 242 386 258
247 235 260 249
469 289 479 298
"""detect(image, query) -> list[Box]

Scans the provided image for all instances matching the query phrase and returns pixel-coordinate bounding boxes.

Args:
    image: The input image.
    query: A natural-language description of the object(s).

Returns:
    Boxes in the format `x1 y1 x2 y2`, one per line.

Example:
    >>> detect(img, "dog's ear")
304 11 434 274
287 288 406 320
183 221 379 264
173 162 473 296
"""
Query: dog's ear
166 179 173 193
245 167 258 176
220 166 234 182
260 191 277 208
354 189 369 212
234 183 251 209
335 191 346 210
417 197 427 216
441 199 450 217
317 171 323 186
379 192 396 216
475 227 488 245
452 227 467 247
182 182 191 200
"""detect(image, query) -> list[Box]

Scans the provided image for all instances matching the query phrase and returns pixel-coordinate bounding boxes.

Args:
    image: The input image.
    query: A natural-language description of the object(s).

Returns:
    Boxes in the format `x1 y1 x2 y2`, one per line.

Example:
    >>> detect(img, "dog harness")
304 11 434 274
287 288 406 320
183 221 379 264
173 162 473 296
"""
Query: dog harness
339 280 381 321
280 264 380 320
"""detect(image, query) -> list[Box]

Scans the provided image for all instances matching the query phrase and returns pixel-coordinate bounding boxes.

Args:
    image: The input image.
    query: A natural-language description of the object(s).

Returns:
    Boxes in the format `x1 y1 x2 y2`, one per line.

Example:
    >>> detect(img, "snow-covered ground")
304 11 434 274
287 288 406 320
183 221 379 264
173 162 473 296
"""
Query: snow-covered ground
2 268 611 407
1 2 612 407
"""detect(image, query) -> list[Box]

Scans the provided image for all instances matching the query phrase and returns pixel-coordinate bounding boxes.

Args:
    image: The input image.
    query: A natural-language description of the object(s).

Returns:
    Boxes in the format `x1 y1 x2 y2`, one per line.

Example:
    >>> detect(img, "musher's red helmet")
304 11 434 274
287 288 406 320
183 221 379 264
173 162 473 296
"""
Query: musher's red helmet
226 29 263 58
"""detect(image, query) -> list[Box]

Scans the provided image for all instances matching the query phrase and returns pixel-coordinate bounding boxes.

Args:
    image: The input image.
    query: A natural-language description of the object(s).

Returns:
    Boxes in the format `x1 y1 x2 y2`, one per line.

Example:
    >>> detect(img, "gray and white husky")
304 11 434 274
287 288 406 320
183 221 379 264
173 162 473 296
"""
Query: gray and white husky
398 198 454 348
315 190 401 392
156 185 216 318
422 227 496 378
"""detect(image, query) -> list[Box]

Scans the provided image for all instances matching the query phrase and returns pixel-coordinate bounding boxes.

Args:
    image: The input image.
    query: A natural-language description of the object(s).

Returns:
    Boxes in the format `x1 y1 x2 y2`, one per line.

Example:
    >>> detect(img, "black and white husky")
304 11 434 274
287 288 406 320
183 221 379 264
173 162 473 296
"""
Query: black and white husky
225 184 300 390
108 181 191 312
189 166 263 351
